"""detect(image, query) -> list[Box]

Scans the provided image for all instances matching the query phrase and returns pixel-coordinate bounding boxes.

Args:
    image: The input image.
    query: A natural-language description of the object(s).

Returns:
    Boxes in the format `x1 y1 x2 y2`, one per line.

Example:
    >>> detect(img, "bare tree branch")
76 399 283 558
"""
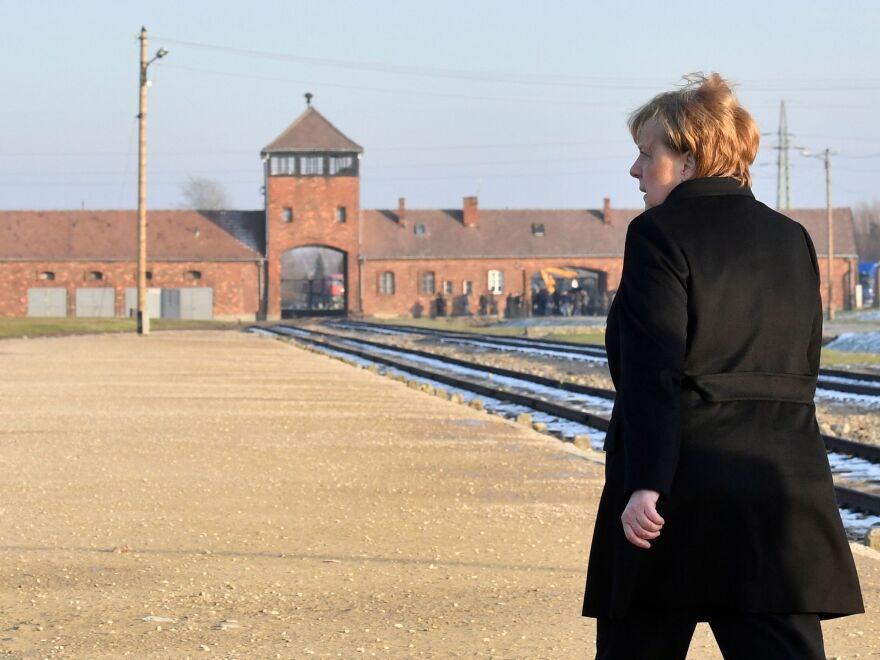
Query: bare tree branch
853 200 880 262
179 176 231 210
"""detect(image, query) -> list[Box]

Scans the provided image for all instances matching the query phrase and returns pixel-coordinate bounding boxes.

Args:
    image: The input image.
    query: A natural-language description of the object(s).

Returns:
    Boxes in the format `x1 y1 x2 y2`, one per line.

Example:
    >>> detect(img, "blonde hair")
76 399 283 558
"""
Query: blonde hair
628 72 760 187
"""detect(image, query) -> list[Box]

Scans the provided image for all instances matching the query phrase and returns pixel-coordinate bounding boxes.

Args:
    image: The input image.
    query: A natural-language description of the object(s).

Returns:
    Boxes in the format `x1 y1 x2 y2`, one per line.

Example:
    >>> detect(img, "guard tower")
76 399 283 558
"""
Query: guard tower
262 98 363 319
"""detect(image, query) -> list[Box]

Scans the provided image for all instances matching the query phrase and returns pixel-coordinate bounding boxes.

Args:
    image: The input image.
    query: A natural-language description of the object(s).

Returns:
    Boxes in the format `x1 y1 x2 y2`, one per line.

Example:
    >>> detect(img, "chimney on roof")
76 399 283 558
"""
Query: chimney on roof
398 197 406 227
603 197 611 224
463 196 479 228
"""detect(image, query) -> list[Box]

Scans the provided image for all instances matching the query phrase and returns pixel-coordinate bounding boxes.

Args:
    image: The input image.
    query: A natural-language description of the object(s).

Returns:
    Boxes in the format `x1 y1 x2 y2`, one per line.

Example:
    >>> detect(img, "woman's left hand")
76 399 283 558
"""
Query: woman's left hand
621 489 664 549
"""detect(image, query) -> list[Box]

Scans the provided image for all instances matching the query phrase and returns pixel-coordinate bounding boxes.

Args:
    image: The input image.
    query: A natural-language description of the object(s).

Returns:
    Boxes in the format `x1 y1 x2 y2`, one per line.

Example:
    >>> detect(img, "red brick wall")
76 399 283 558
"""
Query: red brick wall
361 255 855 318
0 260 261 319
362 257 623 317
817 256 857 314
266 175 360 318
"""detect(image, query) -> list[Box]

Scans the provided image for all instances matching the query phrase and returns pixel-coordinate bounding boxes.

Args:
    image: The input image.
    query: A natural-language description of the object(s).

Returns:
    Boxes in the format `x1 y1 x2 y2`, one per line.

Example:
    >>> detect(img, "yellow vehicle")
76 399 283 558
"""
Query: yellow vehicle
539 266 580 295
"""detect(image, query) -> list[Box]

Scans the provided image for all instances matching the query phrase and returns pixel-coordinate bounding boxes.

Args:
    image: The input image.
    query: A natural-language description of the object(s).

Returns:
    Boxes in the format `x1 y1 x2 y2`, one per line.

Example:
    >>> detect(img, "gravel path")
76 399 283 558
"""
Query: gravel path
0 331 876 658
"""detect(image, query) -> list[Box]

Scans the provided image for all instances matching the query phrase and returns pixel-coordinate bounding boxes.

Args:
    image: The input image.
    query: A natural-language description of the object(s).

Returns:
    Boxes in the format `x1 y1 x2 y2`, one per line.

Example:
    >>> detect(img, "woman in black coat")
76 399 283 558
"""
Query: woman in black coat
581 73 863 659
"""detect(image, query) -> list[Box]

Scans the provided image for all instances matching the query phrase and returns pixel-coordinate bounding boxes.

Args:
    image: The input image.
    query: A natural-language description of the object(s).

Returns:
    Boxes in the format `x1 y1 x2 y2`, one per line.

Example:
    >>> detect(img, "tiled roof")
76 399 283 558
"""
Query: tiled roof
0 210 263 261
0 205 855 263
200 210 265 254
361 206 858 260
361 209 632 259
262 107 363 154
784 208 857 256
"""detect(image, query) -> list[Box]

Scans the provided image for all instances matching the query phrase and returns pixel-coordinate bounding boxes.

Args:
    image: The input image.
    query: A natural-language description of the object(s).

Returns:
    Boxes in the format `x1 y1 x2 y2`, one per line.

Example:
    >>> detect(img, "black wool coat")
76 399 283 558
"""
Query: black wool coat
582 177 863 620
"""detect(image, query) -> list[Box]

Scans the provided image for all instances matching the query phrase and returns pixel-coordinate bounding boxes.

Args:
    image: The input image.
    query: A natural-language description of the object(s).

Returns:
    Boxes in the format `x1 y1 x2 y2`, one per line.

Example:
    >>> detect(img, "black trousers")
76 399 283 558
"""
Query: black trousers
596 613 824 660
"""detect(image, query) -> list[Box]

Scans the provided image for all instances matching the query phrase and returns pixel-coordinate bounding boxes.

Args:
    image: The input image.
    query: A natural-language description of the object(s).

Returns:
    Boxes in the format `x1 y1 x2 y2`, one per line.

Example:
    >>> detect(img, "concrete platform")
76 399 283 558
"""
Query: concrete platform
0 331 876 658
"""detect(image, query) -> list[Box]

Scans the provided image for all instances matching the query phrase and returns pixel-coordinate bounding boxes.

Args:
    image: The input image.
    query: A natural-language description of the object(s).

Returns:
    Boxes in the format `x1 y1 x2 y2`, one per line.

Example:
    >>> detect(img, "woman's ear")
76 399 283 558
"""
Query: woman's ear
681 151 696 181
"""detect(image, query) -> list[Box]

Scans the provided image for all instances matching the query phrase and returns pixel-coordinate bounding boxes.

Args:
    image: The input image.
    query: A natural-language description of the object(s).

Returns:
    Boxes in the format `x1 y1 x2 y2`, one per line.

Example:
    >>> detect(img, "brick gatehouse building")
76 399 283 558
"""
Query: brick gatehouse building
0 105 861 320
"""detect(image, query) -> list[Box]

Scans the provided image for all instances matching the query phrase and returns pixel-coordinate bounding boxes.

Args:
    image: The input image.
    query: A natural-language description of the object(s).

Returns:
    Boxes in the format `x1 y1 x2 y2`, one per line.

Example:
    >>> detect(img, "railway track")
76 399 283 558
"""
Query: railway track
329 320 609 360
328 320 880 400
251 324 880 528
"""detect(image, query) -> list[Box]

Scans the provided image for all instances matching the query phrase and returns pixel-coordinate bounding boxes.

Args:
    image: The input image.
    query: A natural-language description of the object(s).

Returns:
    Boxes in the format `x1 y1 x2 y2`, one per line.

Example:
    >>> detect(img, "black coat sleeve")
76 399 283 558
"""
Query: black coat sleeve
799 224 823 375
616 215 689 496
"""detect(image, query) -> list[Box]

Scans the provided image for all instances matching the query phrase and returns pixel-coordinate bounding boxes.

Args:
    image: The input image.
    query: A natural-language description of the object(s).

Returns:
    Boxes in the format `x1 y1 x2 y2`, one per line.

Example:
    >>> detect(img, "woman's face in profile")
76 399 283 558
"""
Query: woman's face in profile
630 118 690 209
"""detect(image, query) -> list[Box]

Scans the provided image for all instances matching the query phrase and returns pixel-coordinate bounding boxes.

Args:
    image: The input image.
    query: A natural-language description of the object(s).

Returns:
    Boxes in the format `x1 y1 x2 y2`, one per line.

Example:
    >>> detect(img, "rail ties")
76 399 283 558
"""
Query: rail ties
329 321 880 398
251 324 880 520
824 435 880 464
262 324 613 432
835 485 880 517
816 376 880 397
328 320 608 359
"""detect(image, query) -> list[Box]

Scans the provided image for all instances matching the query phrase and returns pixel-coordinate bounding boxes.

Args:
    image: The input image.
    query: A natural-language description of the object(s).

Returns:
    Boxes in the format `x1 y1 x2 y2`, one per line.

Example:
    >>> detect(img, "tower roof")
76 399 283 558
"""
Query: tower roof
262 106 363 154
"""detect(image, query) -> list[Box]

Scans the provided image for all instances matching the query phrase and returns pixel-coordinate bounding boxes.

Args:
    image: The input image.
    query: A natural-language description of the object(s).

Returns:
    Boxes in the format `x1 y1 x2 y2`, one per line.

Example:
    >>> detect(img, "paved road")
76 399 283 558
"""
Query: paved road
0 331 875 658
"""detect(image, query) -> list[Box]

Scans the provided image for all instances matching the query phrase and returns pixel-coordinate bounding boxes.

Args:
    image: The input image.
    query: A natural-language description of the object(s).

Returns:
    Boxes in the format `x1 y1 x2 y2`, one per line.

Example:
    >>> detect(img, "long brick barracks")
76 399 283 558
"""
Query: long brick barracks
0 106 860 321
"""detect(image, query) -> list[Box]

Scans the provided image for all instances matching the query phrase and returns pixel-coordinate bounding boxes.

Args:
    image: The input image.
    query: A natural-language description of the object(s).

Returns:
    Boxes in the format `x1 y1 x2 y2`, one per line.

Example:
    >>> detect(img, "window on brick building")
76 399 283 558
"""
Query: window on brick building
146 271 153 281
336 206 347 223
379 271 395 295
420 271 436 295
531 223 545 236
186 270 202 280
414 223 426 236
443 280 454 295
87 271 104 281
300 156 324 175
269 152 358 177
282 207 293 223
38 271 55 281
488 270 504 294
463 280 473 295
329 156 355 175
269 155 296 176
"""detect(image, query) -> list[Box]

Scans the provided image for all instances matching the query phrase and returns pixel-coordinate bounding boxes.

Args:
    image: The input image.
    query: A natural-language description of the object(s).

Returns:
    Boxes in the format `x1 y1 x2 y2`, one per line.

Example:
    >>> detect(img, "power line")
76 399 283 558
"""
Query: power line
0 138 631 159
163 63 634 107
154 37 669 89
117 115 138 207
152 36 880 92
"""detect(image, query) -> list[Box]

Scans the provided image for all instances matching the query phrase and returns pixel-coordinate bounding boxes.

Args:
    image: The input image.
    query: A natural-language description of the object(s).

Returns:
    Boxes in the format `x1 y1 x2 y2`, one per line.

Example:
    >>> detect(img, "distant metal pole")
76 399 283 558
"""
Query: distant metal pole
137 27 149 335
825 148 834 321
776 100 791 210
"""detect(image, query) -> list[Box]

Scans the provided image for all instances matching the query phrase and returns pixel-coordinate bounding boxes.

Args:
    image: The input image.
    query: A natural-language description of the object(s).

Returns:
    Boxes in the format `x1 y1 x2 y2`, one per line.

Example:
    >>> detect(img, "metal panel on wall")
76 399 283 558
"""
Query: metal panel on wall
75 288 115 317
124 288 162 319
179 288 213 320
27 288 67 317
161 288 181 319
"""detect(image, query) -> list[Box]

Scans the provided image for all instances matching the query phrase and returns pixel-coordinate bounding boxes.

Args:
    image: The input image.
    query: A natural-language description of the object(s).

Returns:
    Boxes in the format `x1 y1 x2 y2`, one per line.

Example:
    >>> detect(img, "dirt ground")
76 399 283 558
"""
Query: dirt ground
0 331 876 659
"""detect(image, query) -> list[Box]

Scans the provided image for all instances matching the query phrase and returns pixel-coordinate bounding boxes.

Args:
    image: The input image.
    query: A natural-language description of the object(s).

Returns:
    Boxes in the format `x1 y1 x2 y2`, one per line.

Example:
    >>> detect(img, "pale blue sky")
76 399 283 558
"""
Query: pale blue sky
2 0 878 211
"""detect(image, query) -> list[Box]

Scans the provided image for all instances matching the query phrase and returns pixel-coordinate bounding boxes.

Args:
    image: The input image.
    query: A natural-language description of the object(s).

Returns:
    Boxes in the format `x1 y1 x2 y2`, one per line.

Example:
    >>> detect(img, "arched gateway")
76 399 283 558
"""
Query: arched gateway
281 246 347 316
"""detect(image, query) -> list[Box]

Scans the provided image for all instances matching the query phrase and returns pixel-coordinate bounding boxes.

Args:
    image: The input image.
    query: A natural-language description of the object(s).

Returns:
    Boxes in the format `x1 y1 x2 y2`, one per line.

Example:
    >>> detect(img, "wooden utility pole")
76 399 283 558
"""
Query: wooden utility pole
803 147 837 320
135 28 167 334
137 27 149 335
824 148 834 321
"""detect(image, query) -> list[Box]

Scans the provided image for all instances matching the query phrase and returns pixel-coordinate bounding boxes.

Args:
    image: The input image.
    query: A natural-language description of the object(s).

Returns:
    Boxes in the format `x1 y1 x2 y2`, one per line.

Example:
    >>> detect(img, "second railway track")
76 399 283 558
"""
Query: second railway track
329 320 880 400
252 323 880 531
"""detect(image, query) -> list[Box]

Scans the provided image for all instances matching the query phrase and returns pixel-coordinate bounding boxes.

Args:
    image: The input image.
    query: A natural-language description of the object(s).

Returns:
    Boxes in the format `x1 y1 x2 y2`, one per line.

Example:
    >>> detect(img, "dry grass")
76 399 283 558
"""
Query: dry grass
0 317 244 339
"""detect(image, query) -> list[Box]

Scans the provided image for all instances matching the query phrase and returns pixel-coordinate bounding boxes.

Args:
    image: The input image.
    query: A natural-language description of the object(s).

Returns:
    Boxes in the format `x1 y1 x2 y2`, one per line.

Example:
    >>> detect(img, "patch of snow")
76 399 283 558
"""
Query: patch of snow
825 331 880 354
